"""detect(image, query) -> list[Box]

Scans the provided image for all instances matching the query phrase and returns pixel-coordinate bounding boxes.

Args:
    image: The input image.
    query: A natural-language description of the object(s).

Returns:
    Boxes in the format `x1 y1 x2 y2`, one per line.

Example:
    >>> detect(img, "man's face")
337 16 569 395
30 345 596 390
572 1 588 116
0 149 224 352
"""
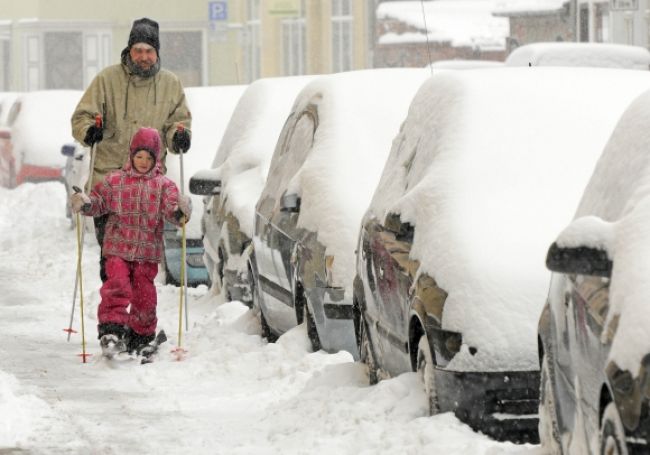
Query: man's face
129 43 158 71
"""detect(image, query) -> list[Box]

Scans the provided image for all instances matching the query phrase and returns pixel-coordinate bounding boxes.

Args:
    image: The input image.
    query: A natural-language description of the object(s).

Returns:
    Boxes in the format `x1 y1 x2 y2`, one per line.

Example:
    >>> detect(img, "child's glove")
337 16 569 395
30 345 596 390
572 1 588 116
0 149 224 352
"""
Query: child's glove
177 195 192 222
70 192 91 213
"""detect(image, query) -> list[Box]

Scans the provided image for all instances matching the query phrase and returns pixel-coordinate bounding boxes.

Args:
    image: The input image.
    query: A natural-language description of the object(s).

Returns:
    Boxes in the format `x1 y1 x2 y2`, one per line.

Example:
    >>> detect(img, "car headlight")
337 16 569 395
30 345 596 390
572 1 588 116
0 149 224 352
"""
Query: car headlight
186 254 205 268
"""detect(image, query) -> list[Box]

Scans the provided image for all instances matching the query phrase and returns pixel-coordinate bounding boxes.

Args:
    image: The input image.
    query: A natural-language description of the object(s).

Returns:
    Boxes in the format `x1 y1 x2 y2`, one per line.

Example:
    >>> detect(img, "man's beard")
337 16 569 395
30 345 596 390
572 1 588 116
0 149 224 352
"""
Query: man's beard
125 53 161 78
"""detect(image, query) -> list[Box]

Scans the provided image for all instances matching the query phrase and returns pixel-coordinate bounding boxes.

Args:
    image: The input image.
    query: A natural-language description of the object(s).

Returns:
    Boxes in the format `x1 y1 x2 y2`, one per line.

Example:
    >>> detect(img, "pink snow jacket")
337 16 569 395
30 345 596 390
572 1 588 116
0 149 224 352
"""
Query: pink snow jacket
83 127 181 263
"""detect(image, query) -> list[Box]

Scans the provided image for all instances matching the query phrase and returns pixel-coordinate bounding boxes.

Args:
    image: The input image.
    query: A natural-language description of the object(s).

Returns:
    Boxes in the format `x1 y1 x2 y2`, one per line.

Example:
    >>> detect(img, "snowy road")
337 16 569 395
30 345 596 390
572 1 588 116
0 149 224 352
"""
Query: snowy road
0 182 544 454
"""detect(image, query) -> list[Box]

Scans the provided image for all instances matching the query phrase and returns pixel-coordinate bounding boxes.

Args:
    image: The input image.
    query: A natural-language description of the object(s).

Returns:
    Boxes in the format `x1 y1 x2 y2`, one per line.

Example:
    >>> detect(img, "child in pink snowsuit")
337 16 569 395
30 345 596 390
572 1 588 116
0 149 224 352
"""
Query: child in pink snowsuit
70 127 191 353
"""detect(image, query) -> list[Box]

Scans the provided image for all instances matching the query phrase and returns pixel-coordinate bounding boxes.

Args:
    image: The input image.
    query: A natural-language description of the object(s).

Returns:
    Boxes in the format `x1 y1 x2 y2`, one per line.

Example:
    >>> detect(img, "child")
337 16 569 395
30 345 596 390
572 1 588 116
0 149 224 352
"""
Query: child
70 127 191 355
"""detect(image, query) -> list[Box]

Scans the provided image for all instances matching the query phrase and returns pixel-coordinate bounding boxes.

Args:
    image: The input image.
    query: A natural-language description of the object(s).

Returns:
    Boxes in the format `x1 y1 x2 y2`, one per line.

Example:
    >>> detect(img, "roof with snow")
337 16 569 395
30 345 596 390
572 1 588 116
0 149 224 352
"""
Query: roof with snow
505 42 650 69
365 67 650 371
492 0 568 16
377 1 509 50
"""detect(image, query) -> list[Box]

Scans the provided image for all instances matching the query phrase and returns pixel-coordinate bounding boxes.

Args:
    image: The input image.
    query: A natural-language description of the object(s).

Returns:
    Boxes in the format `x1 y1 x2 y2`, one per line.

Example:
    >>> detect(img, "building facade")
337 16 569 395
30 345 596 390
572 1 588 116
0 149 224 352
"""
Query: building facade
0 0 373 91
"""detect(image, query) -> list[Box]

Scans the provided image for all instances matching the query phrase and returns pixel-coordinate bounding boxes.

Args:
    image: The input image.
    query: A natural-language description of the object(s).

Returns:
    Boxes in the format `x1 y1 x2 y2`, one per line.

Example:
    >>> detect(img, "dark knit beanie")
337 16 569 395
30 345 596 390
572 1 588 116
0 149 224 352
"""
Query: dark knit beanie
128 18 160 54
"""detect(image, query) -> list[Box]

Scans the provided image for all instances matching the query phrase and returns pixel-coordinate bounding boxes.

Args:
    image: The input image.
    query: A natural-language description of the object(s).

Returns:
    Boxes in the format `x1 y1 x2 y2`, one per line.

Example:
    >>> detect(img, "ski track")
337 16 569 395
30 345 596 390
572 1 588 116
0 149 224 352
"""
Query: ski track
0 183 545 454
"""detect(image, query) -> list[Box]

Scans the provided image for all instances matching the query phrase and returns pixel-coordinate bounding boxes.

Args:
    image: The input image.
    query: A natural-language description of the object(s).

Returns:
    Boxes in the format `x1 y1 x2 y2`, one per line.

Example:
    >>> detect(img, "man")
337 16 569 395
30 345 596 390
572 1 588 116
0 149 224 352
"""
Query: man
71 17 192 282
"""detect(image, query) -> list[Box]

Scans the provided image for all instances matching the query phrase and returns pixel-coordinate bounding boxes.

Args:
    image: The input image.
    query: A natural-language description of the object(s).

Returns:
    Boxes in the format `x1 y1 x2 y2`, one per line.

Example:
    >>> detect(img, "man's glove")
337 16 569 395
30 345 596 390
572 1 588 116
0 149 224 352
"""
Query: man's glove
70 192 91 213
83 125 103 146
172 129 191 154
175 195 192 222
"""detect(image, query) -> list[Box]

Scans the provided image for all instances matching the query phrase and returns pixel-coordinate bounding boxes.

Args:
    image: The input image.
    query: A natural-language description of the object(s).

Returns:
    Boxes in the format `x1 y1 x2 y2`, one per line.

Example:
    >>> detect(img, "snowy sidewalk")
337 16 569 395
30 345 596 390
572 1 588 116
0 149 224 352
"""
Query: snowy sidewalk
0 182 542 454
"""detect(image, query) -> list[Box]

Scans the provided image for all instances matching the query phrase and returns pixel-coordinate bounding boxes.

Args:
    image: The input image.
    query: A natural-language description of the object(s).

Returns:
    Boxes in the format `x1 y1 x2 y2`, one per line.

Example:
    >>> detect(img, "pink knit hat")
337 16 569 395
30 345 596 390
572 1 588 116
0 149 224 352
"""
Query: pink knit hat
130 127 161 159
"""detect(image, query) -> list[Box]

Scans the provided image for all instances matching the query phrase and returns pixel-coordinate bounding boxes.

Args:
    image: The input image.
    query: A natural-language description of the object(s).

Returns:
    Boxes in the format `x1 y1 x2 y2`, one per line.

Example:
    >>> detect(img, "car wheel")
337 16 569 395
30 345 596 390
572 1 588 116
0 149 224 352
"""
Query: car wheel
252 279 276 343
600 402 629 455
303 303 321 352
539 351 562 453
359 317 378 385
417 335 439 415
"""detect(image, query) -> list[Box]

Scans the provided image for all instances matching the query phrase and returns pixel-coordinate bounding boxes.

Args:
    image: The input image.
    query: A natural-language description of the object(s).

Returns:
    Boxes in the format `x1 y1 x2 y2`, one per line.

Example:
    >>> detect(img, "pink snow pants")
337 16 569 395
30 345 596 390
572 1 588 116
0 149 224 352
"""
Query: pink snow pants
98 256 158 336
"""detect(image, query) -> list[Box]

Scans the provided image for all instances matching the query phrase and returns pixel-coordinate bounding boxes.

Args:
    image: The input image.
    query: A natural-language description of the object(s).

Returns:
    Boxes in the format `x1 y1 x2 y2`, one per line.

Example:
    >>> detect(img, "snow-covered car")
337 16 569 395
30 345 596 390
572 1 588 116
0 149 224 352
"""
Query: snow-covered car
505 42 650 70
251 69 429 358
161 85 246 287
428 59 504 70
0 92 20 188
8 90 81 185
189 76 315 303
352 67 650 443
539 89 650 454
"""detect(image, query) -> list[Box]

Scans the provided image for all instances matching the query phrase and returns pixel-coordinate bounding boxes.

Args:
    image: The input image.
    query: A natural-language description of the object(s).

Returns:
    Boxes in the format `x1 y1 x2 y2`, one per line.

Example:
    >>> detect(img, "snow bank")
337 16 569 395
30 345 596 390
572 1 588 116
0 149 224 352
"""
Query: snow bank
164 85 247 238
377 1 508 50
366 67 650 371
565 89 650 374
505 42 650 70
11 90 81 168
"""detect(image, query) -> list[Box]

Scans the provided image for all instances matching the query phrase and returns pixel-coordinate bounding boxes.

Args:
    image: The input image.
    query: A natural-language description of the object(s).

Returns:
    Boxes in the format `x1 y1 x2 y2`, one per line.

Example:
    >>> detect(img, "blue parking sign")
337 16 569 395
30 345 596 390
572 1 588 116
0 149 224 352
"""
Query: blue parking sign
209 1 228 21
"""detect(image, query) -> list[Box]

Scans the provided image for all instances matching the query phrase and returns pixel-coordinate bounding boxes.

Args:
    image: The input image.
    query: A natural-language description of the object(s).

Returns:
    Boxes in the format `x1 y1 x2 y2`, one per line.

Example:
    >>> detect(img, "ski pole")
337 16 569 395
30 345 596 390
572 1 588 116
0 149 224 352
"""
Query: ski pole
73 186 91 363
177 124 190 347
65 114 102 341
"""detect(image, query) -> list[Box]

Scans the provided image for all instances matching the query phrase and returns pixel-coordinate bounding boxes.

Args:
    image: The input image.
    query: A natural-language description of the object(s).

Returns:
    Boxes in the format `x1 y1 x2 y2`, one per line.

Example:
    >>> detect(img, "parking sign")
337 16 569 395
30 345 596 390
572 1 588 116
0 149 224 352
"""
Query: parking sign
209 1 228 21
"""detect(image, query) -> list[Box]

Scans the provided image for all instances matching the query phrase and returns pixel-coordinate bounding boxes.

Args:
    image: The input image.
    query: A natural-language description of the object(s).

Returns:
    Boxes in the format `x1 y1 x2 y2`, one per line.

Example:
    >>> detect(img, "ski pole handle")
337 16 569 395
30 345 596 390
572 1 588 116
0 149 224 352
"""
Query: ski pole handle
72 186 91 211
95 114 102 128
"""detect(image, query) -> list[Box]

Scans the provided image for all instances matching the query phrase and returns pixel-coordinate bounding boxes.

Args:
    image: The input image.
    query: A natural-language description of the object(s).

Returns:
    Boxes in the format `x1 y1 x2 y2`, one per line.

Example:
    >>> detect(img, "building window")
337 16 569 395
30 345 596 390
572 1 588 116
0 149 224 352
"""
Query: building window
245 0 261 82
44 32 83 89
624 13 634 45
0 39 9 91
160 31 203 87
332 0 353 72
282 1 306 76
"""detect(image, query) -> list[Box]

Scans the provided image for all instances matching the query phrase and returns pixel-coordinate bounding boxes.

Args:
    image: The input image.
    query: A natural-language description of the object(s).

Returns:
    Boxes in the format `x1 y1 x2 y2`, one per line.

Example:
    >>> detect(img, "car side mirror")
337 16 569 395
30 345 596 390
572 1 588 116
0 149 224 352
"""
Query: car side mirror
189 169 221 196
61 143 76 157
280 193 301 213
546 216 614 277
546 243 612 277
384 212 414 241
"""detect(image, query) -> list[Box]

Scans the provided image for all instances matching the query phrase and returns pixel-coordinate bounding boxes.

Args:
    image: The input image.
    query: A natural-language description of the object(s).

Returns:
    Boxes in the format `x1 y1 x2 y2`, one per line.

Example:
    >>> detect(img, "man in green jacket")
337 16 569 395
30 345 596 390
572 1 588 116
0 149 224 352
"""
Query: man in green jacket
71 17 192 281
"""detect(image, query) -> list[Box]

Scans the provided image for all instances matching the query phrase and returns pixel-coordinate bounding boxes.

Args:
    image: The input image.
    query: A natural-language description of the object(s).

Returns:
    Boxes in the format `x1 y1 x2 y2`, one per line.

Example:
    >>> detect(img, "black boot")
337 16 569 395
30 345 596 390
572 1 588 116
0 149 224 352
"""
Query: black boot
98 323 129 357
126 329 156 354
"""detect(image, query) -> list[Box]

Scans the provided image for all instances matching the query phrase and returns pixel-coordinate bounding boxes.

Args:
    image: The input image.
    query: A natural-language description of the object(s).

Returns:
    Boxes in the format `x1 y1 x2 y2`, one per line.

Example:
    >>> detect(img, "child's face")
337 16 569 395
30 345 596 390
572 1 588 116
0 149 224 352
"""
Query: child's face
133 150 155 174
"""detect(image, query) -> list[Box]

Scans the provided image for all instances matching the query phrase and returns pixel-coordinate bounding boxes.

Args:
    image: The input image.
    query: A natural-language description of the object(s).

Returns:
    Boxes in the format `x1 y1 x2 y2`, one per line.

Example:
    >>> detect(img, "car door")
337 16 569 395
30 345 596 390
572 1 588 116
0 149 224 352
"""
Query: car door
369 213 415 374
255 108 318 333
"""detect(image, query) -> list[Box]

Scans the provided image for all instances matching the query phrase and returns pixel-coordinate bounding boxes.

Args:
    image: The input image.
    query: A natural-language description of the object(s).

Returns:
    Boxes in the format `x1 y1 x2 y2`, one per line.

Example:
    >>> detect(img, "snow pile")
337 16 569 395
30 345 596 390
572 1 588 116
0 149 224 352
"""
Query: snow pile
164 85 247 239
11 90 81 168
559 88 650 374
366 67 650 371
505 42 650 70
377 1 509 50
212 76 318 237
262 69 430 288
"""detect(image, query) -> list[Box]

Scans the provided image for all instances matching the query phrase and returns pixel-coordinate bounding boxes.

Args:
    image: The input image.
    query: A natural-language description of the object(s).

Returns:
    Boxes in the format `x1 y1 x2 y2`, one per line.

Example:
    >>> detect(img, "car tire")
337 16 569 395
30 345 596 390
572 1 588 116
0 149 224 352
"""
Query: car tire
252 278 276 343
303 303 321 352
600 402 629 455
359 317 378 385
539 351 562 453
417 335 439 415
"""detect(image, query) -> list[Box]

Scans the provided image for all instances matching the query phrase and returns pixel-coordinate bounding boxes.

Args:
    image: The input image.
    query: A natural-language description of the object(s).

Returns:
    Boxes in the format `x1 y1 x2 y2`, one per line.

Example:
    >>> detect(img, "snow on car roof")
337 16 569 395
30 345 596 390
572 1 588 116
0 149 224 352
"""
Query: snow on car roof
263 68 430 286
211 75 319 238
377 1 508 50
11 90 81 168
365 67 650 371
563 89 650 374
164 85 247 239
505 42 650 69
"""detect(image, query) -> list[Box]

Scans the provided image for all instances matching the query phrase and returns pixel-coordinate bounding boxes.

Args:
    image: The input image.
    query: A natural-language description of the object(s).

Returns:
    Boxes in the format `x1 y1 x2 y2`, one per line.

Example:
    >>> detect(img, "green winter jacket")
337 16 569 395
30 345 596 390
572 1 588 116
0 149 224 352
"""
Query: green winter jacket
71 59 191 187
